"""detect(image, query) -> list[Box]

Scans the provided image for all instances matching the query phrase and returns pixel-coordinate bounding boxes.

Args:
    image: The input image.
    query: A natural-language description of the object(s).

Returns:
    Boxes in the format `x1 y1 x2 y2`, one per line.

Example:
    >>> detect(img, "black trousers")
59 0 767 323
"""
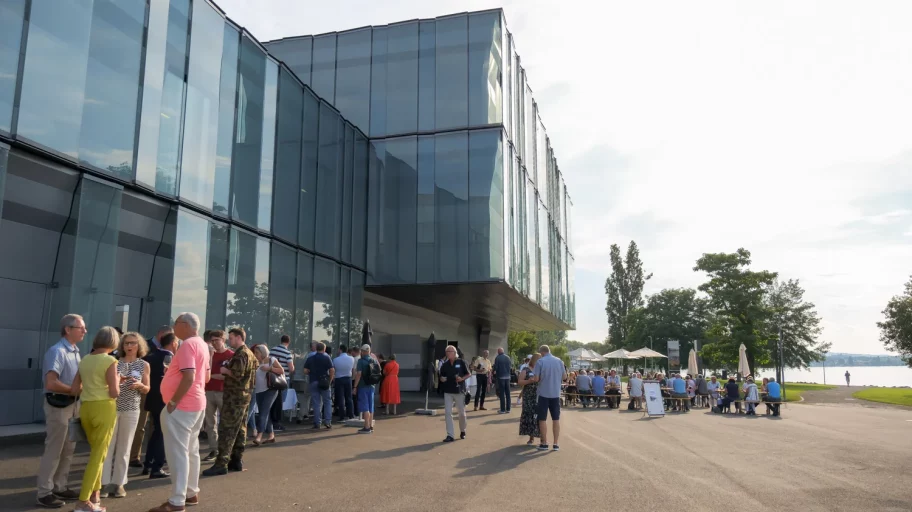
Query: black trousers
144 408 166 472
474 376 487 408
270 389 285 425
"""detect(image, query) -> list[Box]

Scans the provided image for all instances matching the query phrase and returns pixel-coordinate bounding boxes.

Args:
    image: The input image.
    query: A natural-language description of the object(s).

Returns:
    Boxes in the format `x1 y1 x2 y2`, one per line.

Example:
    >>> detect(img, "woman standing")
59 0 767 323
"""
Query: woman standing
253 345 284 445
381 354 401 415
69 327 121 512
100 333 150 498
517 354 541 445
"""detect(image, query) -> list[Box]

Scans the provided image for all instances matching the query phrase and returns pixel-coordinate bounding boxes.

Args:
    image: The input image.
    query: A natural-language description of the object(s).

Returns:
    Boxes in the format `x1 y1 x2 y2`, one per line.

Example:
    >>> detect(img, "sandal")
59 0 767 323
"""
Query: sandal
263 437 276 444
251 439 261 446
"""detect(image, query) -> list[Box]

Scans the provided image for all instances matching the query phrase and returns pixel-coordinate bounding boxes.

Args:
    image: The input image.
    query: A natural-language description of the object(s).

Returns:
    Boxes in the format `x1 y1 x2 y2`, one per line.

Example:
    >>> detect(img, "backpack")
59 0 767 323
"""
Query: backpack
362 358 382 385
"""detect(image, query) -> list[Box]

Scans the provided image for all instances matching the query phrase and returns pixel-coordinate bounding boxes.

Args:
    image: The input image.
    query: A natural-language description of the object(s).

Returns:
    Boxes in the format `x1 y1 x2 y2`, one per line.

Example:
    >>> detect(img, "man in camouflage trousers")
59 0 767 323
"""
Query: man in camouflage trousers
202 327 257 477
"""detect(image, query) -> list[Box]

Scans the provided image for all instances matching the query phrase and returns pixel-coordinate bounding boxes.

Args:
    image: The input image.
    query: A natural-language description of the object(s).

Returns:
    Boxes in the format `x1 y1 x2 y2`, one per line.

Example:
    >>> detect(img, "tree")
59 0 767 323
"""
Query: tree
551 345 571 367
627 288 711 357
507 331 537 363
694 248 777 372
763 279 830 370
605 241 652 348
877 276 912 367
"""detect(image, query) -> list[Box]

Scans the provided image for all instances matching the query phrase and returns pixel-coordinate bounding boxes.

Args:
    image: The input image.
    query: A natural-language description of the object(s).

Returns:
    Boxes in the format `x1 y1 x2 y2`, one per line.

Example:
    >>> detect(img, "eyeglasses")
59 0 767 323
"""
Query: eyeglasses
67 325 87 331
124 341 139 346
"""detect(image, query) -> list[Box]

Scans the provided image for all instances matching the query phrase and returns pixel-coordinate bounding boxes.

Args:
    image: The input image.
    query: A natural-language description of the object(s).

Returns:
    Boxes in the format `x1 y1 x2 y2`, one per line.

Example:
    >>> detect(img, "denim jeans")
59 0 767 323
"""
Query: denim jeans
334 377 354 419
246 393 257 433
255 390 278 435
310 380 332 426
497 378 511 412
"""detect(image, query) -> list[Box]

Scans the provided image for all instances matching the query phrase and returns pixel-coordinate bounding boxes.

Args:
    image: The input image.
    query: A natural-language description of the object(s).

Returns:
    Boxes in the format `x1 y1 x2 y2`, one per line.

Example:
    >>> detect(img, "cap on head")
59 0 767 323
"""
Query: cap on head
361 344 371 352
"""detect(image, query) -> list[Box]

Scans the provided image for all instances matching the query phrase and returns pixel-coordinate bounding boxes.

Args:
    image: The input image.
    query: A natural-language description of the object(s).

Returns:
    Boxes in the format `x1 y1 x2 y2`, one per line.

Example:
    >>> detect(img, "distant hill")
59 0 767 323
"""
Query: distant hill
811 352 906 367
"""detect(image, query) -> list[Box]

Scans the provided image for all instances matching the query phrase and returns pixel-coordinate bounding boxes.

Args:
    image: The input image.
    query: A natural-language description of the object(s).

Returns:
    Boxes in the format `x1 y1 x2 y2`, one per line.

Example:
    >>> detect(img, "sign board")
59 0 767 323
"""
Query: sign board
643 381 665 417
667 340 681 371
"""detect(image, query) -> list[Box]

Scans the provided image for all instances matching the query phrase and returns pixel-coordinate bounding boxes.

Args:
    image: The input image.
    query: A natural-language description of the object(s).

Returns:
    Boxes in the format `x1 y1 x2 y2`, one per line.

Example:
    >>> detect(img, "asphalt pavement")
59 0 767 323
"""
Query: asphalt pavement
2 399 910 511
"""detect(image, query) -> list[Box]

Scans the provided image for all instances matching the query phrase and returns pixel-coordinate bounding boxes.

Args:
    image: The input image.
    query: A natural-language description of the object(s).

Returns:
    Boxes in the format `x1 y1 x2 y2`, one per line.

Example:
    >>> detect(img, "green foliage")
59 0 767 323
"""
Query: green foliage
605 241 651 348
508 330 572 367
877 276 912 367
764 279 830 369
626 288 711 358
551 345 571 367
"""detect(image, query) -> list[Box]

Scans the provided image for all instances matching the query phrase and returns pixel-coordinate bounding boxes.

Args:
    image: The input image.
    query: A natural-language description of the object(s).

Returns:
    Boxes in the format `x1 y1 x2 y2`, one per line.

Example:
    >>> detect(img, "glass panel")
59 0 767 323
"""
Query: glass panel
341 125 354 263
418 21 435 132
503 137 513 286
351 133 368 269
369 27 387 138
140 208 176 336
334 118 345 258
515 156 524 294
468 129 504 281
502 21 511 139
154 0 191 195
179 0 224 209
416 136 435 283
525 176 536 300
266 37 311 86
273 69 302 243
386 22 419 136
268 242 296 346
537 115 547 204
134 0 169 189
379 136 417 283
435 15 468 131
0 0 26 132
298 89 319 249
294 252 314 362
17 0 93 158
365 141 382 282
226 229 270 344
468 12 502 126
315 102 339 257
349 270 364 339
231 36 266 227
206 223 229 330
311 257 334 346
170 210 210 329
539 200 549 309
332 263 342 347
524 81 534 181
435 131 468 283
258 60 278 231
338 268 350 348
311 33 336 103
335 29 371 133
213 25 239 217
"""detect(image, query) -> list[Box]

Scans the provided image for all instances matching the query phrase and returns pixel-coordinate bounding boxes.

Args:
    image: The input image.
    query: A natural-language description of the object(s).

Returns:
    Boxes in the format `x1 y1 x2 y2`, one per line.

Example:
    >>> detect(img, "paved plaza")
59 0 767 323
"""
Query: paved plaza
2 400 910 512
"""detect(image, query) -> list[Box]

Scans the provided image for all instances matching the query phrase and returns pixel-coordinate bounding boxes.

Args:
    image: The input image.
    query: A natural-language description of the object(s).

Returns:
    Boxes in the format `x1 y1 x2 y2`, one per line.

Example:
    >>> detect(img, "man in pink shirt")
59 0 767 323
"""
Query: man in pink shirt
150 312 210 512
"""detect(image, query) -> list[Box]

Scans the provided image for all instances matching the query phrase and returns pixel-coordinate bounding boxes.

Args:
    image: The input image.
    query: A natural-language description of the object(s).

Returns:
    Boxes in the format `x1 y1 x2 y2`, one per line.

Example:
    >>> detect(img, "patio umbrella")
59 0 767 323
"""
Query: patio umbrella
628 347 667 373
738 344 750 378
361 320 373 347
568 348 605 367
687 348 699 377
602 349 637 373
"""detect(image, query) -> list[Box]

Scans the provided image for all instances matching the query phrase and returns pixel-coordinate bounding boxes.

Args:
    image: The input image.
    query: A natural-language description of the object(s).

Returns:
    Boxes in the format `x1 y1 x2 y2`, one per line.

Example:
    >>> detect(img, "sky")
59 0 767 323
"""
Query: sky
217 0 912 355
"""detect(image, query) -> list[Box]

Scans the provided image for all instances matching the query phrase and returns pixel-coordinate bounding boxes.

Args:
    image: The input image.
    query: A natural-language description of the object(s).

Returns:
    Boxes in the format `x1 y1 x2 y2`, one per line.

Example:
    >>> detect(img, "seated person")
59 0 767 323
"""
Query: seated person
721 377 740 412
627 372 644 409
763 377 782 416
670 373 690 411
605 370 622 409
743 377 760 415
575 371 592 407
695 374 709 407
706 375 721 407
591 371 607 407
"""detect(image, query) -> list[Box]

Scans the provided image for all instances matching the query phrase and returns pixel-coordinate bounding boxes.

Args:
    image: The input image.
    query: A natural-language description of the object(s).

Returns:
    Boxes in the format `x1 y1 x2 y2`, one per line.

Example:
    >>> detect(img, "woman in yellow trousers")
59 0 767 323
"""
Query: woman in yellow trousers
70 326 121 512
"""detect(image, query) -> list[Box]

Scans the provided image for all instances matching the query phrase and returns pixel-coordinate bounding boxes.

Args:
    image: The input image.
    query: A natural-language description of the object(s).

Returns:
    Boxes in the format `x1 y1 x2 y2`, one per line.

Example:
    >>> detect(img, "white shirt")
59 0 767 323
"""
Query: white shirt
707 381 721 397
628 377 644 397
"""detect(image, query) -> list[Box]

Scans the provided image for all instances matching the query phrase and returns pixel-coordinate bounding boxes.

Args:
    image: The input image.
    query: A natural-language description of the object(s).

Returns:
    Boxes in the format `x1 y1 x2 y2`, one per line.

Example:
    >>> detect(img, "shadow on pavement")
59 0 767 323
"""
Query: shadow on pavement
334 441 440 463
453 444 546 478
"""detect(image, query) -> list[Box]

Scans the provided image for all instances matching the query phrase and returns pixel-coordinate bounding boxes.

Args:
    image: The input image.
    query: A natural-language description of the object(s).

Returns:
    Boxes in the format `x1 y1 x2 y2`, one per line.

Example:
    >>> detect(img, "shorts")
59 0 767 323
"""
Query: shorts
536 396 561 421
357 387 374 414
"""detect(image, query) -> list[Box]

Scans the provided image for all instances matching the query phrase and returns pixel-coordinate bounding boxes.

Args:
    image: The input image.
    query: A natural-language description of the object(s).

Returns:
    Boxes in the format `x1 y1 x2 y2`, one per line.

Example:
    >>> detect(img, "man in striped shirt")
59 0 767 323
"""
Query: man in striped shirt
269 335 295 432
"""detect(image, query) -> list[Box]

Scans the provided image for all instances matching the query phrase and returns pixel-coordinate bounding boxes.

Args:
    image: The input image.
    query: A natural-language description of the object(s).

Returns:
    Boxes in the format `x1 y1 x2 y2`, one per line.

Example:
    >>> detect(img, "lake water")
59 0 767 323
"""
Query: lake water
754 366 912 388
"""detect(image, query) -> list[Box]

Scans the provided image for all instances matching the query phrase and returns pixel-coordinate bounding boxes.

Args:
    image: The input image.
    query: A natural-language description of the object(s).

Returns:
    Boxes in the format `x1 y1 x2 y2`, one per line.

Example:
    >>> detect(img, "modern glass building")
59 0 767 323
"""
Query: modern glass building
0 1 572 425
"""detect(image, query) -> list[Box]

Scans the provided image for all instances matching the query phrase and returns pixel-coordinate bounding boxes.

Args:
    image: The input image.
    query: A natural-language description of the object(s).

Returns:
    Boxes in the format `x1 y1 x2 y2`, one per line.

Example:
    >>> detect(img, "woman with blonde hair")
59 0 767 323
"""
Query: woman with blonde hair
252 344 284 445
517 354 542 445
100 332 150 498
69 326 121 512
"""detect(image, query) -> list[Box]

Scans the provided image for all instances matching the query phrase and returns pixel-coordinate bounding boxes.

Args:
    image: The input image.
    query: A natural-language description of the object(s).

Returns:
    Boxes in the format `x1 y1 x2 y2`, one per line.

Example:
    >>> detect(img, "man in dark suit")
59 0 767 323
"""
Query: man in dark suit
144 333 176 479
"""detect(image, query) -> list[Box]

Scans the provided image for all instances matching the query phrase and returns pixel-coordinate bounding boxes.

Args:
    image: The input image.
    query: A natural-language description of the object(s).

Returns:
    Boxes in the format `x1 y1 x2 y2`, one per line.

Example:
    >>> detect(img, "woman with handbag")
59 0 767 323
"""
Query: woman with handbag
252 345 285 445
69 326 121 512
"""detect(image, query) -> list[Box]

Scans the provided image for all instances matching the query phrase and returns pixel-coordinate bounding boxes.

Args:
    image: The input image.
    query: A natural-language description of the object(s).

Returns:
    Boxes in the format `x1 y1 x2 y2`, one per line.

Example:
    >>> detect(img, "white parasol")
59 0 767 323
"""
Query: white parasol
738 343 750 378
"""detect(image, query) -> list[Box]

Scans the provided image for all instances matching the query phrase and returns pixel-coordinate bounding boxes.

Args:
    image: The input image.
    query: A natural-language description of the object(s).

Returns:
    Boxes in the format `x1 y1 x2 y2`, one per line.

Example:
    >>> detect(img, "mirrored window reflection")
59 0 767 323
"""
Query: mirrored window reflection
141 208 176 337
180 0 224 209
341 125 354 263
369 28 387 138
295 252 314 356
538 199 549 310
298 89 319 250
268 242 296 346
417 21 436 132
351 134 368 269
379 137 417 284
231 36 266 228
335 29 371 133
525 177 536 301
435 15 468 131
387 22 419 136
416 136 435 283
514 158 524 295
365 141 382 281
468 130 504 281
206 223 229 330
524 82 534 182
0 0 26 133
468 12 502 127
334 120 346 258
266 37 312 86
349 270 365 338
503 138 513 286
258 60 278 231
273 69 302 243
315 102 340 258
311 257 334 346
435 131 468 283
226 228 270 344
154 0 191 195
214 25 239 217
338 268 350 348
311 34 336 103
171 210 210 329
537 115 547 204
134 0 170 191
501 21 511 140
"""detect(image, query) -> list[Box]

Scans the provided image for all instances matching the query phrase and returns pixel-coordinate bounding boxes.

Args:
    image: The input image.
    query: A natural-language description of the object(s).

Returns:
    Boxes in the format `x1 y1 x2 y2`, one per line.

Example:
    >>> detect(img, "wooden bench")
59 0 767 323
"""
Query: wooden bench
719 399 785 416
561 392 625 408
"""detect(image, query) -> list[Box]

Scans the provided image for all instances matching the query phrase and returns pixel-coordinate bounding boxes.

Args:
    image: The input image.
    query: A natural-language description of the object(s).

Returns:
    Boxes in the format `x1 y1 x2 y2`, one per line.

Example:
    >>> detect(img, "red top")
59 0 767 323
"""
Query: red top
205 349 234 392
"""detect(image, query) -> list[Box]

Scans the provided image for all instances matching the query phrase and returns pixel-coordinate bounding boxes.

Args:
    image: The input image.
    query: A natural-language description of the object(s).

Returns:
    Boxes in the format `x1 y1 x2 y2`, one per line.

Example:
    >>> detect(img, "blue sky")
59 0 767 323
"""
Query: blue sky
218 0 912 355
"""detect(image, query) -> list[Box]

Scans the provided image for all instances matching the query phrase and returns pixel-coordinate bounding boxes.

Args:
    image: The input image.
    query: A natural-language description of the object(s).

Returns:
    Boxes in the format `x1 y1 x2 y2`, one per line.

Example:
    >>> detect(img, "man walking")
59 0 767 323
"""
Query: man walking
438 346 470 442
845 370 851 386
202 327 258 476
36 314 85 508
533 345 567 452
130 325 173 468
270 335 294 431
202 331 232 462
353 344 377 434
143 333 176 480
150 313 210 512
493 348 513 414
333 345 355 421
473 350 491 411
304 342 335 429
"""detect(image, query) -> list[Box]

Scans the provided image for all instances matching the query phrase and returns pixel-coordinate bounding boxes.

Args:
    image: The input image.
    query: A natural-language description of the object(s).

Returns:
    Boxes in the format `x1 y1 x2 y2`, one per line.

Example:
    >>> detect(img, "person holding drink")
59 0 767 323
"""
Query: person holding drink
438 346 470 443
